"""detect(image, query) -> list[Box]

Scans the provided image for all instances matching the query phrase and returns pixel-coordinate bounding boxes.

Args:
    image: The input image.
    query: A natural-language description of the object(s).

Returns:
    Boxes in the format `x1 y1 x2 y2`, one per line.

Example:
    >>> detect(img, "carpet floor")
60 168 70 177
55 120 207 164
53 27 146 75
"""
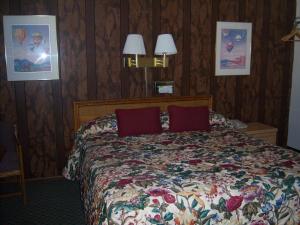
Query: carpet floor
0 178 85 225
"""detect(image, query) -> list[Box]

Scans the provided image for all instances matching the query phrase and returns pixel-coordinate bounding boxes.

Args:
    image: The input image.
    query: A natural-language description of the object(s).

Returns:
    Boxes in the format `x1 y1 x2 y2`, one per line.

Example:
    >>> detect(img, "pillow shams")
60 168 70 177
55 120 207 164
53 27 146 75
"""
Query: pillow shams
115 107 162 137
168 105 209 132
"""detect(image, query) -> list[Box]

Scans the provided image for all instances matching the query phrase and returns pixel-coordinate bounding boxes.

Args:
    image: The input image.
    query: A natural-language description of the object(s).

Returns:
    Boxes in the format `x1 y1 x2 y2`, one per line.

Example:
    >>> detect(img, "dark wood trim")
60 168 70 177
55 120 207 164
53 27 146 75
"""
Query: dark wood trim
51 80 65 172
120 0 129 98
235 0 246 119
258 0 271 122
47 0 56 15
14 82 30 177
9 0 30 178
238 0 246 26
210 0 219 109
85 0 97 100
25 175 64 182
152 0 161 53
8 0 20 13
152 0 161 88
278 0 296 146
181 0 191 96
47 0 66 172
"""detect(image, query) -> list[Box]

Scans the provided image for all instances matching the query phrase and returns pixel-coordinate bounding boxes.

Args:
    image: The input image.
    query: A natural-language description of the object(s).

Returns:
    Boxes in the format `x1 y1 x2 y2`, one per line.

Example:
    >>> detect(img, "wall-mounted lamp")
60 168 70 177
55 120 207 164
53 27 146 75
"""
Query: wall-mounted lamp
281 17 300 42
123 33 177 68
122 33 177 96
154 34 177 67
122 34 146 67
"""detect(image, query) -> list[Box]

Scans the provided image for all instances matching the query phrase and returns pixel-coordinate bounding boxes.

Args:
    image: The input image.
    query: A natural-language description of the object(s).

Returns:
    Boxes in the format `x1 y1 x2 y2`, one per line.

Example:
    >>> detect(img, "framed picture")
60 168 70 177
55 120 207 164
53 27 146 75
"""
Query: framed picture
215 21 252 76
3 15 59 81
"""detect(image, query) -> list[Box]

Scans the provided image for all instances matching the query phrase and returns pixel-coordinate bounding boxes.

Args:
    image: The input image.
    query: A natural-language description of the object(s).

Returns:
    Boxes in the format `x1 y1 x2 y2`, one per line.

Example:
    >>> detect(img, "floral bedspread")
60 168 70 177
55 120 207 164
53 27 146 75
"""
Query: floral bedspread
63 125 300 225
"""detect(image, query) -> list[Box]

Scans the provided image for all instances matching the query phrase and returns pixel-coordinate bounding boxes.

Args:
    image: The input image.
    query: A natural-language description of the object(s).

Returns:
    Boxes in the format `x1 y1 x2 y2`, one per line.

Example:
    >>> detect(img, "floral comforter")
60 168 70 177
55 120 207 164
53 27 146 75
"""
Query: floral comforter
63 124 300 225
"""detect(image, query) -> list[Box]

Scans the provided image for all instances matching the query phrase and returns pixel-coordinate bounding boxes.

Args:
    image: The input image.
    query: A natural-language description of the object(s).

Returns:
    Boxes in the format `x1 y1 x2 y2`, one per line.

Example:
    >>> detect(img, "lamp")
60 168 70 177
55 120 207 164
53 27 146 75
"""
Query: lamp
122 33 177 68
154 34 177 67
123 34 146 67
281 17 300 42
122 33 177 96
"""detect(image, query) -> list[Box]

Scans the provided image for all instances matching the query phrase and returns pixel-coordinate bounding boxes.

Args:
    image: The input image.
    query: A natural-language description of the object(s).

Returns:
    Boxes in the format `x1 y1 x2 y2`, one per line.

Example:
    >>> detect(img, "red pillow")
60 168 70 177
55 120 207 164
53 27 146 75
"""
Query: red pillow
168 105 210 132
115 107 162 137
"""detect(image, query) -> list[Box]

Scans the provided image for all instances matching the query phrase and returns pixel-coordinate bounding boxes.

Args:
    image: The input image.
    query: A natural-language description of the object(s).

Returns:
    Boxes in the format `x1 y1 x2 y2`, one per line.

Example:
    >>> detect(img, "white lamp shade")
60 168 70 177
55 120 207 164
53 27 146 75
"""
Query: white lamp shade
123 34 146 55
154 34 177 55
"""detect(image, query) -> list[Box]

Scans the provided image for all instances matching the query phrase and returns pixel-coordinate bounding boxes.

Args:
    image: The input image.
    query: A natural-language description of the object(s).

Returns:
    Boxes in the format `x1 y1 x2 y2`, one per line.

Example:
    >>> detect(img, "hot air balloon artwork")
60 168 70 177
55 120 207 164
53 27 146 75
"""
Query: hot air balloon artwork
14 28 27 45
3 16 59 81
215 22 252 76
11 24 51 73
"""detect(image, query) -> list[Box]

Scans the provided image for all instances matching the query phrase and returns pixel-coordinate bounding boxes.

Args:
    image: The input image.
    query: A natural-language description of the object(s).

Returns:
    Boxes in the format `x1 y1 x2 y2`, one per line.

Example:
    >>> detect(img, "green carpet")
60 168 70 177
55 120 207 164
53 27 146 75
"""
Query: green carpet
0 178 85 225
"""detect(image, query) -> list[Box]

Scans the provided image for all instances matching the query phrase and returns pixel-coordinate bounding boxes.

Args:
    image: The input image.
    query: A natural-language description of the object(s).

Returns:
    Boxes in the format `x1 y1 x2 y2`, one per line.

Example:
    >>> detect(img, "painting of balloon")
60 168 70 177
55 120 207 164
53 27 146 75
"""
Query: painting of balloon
3 16 59 81
12 25 51 72
215 22 252 76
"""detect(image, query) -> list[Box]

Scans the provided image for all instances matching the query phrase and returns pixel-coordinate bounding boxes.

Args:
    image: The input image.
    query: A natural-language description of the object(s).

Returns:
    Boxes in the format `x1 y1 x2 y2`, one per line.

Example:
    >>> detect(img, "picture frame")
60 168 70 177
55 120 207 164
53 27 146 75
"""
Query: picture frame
3 15 59 81
215 21 252 76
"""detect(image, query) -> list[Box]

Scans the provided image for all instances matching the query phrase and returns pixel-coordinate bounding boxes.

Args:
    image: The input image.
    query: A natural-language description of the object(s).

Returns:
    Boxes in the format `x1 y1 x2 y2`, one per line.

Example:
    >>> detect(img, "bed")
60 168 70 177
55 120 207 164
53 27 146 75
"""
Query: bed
63 96 300 225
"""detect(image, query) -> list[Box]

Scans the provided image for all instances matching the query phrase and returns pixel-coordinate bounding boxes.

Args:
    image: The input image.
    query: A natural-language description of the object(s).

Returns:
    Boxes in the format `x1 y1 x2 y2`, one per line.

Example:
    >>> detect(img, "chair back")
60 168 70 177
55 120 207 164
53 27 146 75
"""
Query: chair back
0 121 26 204
0 121 16 153
0 121 18 172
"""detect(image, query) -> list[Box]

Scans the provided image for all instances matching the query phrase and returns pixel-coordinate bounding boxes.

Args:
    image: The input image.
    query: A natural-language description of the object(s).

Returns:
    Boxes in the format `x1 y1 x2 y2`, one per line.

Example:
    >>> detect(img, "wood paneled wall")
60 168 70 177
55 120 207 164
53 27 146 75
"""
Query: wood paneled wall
0 0 296 177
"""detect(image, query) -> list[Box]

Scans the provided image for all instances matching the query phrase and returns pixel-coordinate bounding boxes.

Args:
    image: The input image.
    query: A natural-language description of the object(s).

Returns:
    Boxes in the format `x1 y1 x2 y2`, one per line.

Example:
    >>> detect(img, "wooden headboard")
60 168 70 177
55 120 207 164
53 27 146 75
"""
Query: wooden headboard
73 95 212 131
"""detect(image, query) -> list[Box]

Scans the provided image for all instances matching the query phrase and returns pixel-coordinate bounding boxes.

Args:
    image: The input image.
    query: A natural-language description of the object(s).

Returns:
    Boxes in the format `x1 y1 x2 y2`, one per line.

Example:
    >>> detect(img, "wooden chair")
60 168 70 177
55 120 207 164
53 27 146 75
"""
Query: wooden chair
0 121 26 204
